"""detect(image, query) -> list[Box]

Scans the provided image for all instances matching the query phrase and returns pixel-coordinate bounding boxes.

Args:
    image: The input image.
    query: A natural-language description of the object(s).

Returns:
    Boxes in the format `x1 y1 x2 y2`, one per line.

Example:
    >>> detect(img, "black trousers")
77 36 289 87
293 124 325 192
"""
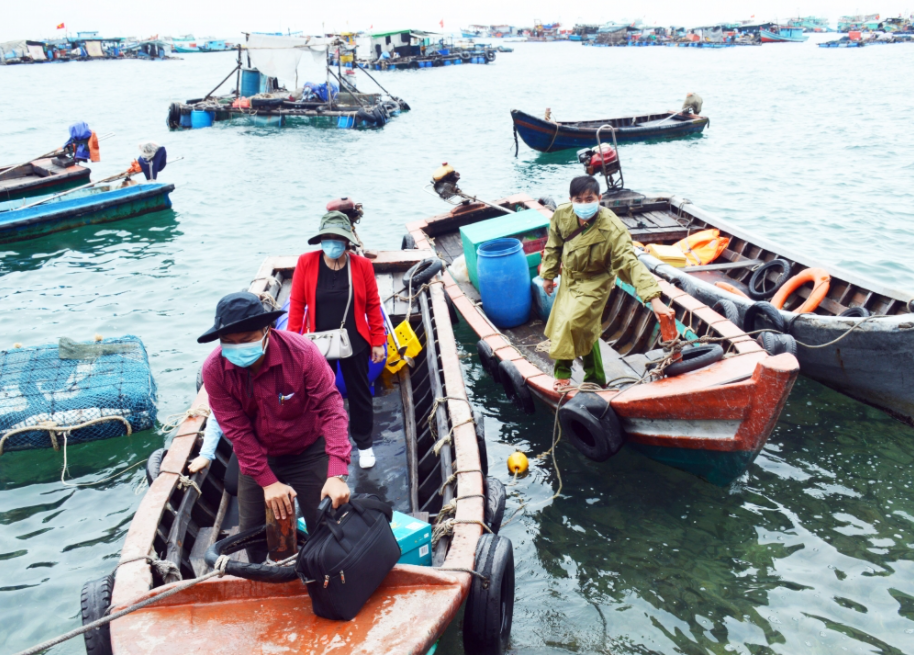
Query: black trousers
329 347 374 450
237 437 328 563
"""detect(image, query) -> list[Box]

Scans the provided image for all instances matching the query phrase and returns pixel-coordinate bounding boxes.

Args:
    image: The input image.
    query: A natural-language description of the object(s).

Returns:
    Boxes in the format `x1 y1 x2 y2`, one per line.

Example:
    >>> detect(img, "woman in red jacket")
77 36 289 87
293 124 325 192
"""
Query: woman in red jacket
287 212 386 469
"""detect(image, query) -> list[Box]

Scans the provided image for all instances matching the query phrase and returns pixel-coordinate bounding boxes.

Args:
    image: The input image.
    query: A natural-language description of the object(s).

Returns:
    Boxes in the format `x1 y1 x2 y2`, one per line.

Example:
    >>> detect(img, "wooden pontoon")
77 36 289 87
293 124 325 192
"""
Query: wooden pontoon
99 250 513 655
407 196 799 486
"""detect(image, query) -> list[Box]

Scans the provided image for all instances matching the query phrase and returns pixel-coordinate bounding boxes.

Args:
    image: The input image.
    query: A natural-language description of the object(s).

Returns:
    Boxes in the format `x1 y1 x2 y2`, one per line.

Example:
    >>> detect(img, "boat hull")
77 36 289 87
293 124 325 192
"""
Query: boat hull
760 30 810 42
511 109 709 152
0 159 91 201
0 183 174 243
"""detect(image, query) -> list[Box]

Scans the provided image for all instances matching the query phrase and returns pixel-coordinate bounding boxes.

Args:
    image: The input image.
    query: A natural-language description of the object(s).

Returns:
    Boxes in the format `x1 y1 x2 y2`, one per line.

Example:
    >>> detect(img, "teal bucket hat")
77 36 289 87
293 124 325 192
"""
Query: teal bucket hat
308 211 358 246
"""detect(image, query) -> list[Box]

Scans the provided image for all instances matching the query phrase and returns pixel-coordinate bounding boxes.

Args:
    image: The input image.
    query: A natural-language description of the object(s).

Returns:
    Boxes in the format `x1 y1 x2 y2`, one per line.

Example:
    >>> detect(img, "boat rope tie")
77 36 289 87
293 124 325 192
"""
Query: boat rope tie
0 415 132 457
117 554 183 582
439 468 483 495
545 119 561 153
159 407 211 432
432 517 493 547
255 291 281 310
177 474 203 496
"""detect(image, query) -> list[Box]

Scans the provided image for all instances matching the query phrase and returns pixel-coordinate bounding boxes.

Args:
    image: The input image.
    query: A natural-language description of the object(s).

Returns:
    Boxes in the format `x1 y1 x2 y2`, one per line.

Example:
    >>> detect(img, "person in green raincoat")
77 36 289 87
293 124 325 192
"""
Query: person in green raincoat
541 176 675 390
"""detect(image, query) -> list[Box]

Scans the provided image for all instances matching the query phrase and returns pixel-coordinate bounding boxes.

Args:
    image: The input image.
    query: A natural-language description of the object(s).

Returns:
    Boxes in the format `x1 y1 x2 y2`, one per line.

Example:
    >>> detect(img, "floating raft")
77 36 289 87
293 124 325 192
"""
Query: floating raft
0 182 174 243
511 108 709 152
104 250 514 655
0 336 157 453
408 195 799 486
0 156 90 201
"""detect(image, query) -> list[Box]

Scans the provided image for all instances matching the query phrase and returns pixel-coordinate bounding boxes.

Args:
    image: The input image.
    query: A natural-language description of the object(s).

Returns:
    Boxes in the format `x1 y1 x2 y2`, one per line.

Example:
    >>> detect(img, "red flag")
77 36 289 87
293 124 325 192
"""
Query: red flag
56 22 65 29
439 19 444 28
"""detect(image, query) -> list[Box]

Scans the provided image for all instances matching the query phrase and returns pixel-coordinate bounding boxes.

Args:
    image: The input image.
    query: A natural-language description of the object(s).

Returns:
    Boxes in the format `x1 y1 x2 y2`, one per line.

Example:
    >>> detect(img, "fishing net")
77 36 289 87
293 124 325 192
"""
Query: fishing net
0 335 157 453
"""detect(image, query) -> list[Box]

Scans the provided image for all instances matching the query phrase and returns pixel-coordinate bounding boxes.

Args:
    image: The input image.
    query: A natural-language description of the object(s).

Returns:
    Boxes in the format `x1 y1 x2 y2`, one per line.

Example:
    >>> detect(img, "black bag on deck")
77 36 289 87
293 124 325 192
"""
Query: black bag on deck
295 494 400 621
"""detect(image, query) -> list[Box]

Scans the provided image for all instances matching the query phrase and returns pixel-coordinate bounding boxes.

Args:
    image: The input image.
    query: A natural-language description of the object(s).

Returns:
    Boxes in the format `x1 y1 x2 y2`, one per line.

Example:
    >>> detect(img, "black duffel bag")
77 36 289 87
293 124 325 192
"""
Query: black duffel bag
296 494 401 621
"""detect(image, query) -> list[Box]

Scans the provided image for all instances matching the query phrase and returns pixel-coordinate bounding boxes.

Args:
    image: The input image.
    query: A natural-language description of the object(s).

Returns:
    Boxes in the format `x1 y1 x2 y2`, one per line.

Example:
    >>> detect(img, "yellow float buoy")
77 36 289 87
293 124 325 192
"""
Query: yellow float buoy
507 451 528 475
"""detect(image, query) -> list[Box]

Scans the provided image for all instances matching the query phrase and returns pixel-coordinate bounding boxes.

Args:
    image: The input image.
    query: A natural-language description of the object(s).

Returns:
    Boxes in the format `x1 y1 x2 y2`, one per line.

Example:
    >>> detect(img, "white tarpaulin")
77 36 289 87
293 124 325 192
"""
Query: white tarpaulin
86 41 105 57
27 45 47 61
246 34 329 88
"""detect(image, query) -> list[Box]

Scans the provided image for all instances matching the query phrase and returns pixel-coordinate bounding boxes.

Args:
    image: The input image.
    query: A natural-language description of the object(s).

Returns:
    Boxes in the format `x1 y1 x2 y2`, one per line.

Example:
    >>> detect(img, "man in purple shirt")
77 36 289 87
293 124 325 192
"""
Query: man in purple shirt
199 292 351 560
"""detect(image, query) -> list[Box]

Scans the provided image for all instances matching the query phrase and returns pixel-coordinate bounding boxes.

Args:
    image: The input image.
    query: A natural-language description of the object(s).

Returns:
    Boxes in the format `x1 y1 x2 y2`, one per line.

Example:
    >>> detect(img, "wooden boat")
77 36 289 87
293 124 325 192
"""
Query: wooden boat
0 157 90 201
406 195 799 486
0 182 174 244
511 108 708 153
96 250 513 655
759 26 809 42
585 190 914 425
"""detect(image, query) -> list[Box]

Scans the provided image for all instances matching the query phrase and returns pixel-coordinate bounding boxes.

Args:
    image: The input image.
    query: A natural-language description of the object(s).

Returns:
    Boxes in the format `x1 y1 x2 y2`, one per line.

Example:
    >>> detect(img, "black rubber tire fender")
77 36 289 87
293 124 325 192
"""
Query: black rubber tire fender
712 298 740 326
839 306 871 317
485 50 497 62
204 525 303 583
748 259 792 300
397 98 411 111
166 103 181 130
81 574 114 655
759 332 798 358
476 340 501 383
670 274 697 296
483 476 506 534
744 301 787 333
403 257 445 287
460 50 471 60
497 360 535 415
462 533 515 655
401 233 417 249
664 344 725 377
473 406 489 478
445 292 460 325
145 448 167 485
558 392 624 462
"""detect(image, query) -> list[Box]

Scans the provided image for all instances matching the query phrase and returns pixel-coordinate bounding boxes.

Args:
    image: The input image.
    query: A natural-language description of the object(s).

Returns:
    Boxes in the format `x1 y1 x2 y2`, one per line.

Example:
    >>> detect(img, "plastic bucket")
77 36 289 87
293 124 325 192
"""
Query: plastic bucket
477 238 532 328
190 110 214 128
531 275 559 322
240 68 260 97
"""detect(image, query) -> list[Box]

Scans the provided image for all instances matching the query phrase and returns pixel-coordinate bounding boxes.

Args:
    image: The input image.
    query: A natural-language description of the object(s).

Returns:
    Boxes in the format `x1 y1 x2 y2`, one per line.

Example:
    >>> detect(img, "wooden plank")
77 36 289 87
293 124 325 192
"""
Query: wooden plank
629 226 689 243
644 210 684 228
398 368 421 514
376 273 395 315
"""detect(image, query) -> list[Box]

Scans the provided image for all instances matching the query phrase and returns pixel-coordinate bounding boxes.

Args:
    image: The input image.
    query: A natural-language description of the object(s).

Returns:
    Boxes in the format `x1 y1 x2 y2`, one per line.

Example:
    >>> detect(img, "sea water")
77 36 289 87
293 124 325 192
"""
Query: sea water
1 37 913 654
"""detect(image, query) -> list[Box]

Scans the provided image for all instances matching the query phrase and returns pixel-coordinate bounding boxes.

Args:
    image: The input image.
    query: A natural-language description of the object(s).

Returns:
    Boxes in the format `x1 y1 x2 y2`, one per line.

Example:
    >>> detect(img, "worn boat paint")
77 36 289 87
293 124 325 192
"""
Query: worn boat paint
511 109 709 153
0 158 91 201
593 191 914 425
0 182 174 243
408 194 798 485
109 250 488 654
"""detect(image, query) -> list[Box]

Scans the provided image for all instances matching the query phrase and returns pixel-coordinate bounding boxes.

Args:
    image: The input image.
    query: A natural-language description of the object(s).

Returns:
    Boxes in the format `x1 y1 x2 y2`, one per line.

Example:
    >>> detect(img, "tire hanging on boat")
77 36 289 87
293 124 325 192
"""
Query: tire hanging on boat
460 51 471 60
445 293 460 325
743 301 787 333
476 340 500 382
712 298 740 325
462 533 515 655
839 306 871 317
166 103 181 130
81 574 115 655
473 406 489 477
748 259 792 300
558 393 624 462
758 332 798 357
145 448 167 484
485 50 497 62
483 476 506 534
400 233 416 250
497 360 535 415
403 257 445 287
664 344 725 377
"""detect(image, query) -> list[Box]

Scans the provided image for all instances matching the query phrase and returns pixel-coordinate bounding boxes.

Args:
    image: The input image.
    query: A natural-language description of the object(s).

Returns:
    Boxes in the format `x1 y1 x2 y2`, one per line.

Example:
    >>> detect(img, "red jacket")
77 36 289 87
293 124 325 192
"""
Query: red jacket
287 251 386 348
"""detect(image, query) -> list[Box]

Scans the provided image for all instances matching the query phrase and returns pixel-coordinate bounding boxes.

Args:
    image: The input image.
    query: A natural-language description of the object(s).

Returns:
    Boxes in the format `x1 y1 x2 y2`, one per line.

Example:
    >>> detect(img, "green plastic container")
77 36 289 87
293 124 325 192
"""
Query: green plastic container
459 208 550 289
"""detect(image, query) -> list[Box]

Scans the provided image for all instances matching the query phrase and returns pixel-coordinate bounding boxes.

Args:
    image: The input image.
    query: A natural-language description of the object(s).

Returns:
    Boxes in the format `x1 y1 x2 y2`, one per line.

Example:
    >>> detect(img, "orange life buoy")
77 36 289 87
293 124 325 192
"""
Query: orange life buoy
715 281 749 298
771 268 830 313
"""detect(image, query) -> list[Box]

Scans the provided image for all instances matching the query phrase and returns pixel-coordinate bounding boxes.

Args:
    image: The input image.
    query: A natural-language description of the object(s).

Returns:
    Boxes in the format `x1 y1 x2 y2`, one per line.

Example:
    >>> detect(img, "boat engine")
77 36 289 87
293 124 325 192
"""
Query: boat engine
576 143 624 191
432 162 462 200
326 197 364 224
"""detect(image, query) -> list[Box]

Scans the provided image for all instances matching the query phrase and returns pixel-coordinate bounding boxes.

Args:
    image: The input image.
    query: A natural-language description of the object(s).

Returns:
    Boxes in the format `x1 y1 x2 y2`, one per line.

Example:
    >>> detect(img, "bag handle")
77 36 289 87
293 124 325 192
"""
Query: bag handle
339 255 353 330
349 496 394 521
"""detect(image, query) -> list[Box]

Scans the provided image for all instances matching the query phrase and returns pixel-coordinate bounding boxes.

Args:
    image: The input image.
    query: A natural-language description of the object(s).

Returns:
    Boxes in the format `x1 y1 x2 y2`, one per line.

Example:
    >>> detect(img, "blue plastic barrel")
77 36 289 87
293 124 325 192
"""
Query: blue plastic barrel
444 59 451 66
240 68 260 97
531 275 560 322
477 238 532 328
179 113 192 128
190 110 214 128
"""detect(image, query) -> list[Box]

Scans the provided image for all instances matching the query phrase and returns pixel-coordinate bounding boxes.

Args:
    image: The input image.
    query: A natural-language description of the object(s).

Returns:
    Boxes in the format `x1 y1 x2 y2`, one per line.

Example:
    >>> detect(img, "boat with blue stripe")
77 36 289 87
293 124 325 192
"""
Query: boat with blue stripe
0 182 174 243
511 109 708 153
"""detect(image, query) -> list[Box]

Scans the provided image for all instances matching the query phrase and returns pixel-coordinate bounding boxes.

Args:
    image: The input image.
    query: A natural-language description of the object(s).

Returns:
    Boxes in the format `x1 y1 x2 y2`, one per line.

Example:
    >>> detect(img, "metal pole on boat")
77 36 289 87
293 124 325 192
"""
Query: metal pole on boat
203 62 242 101
235 44 242 97
326 68 366 108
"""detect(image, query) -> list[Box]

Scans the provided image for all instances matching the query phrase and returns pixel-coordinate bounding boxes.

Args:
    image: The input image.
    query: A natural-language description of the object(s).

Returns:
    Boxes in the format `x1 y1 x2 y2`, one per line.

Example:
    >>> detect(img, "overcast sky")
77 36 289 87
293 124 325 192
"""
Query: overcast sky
3 1 910 41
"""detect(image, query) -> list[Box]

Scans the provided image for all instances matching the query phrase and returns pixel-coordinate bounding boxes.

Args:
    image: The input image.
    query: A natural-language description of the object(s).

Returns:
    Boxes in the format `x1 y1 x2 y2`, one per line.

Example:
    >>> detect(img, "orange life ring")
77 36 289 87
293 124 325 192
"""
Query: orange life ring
771 268 830 313
715 281 749 299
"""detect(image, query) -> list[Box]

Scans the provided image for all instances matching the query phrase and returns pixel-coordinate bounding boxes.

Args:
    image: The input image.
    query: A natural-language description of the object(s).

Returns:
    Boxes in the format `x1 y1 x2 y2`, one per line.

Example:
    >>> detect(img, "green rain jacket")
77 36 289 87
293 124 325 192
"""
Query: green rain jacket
541 204 662 360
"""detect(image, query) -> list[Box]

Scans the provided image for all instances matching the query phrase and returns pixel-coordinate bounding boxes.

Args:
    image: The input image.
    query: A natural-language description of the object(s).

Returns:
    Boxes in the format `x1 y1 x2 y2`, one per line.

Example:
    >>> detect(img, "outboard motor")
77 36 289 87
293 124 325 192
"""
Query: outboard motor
432 162 462 200
576 142 623 192
326 197 364 225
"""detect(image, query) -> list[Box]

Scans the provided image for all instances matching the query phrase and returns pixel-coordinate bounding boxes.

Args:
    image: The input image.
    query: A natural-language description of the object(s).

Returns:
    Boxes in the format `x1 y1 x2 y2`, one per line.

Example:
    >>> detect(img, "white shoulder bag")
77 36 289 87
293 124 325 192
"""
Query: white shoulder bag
303 257 354 360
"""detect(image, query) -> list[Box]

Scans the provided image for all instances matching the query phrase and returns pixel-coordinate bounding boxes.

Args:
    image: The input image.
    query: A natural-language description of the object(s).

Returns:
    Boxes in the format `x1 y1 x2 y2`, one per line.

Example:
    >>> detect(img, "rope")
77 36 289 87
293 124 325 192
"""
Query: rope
439 468 483 496
0 415 132 456
545 120 561 152
436 567 491 584
432 517 493 546
159 407 210 432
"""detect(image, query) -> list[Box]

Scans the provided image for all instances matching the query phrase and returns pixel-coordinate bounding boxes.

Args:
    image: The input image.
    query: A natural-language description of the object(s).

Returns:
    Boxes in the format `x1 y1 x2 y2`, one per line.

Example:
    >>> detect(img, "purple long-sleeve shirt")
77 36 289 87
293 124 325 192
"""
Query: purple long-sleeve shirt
202 329 351 487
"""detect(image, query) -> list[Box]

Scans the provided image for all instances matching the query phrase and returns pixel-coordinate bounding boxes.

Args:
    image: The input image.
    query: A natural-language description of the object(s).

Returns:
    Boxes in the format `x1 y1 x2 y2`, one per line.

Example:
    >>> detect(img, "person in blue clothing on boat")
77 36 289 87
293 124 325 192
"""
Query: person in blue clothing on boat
188 413 223 473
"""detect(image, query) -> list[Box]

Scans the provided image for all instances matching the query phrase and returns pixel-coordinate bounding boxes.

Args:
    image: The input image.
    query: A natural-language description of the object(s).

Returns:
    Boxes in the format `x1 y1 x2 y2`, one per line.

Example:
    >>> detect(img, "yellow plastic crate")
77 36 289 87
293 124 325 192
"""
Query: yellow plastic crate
385 320 423 373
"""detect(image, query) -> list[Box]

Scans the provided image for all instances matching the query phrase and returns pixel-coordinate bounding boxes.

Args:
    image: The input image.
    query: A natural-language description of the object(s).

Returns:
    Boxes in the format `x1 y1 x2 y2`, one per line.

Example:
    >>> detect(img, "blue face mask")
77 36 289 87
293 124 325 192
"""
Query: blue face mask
321 239 346 259
573 202 600 220
221 332 267 368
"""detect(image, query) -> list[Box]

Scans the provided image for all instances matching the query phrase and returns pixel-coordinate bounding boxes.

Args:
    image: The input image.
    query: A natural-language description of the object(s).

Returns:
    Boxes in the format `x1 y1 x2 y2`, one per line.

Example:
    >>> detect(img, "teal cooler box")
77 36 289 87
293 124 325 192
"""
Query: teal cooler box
459 209 551 289
391 511 433 566
302 510 433 566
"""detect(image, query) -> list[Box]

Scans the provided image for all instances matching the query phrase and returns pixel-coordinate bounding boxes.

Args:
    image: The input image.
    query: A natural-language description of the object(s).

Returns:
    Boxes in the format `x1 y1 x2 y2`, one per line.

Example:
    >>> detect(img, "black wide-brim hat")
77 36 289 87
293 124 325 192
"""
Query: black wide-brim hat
197 291 286 343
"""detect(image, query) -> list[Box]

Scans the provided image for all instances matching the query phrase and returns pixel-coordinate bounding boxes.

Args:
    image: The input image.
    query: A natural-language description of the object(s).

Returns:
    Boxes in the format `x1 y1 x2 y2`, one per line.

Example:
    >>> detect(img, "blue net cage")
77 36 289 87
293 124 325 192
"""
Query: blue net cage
0 335 157 452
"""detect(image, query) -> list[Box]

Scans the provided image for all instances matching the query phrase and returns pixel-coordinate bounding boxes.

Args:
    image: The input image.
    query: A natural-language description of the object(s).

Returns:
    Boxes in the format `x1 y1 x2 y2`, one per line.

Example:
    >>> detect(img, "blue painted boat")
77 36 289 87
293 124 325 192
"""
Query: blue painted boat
760 27 809 42
511 109 708 153
0 182 174 243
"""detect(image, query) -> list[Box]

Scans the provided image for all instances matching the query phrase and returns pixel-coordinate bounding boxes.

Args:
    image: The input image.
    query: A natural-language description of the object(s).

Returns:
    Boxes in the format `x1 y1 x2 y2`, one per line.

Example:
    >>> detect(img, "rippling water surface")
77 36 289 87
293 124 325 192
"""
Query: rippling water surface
1 39 913 654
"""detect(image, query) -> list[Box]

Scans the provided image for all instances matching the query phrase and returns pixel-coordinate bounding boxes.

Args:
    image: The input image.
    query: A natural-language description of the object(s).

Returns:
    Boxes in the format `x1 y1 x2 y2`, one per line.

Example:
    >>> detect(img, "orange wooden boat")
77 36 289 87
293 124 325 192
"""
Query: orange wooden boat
406 194 800 486
83 250 514 655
